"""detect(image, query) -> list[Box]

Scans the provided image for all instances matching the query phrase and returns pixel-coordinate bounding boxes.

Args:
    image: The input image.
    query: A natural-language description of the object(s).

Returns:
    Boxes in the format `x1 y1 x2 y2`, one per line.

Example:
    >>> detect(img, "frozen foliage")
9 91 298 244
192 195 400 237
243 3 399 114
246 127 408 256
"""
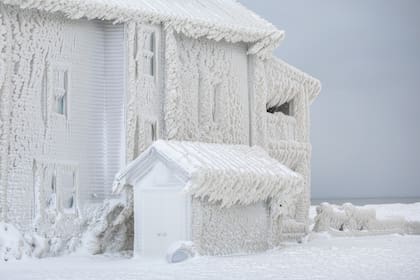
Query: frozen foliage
313 202 420 235
0 197 135 261
83 198 134 255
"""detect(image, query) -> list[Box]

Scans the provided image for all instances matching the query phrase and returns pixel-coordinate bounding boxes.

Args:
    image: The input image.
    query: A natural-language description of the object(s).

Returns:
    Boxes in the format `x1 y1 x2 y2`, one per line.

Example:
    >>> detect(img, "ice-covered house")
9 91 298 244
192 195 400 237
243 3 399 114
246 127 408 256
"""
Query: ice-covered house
0 0 321 255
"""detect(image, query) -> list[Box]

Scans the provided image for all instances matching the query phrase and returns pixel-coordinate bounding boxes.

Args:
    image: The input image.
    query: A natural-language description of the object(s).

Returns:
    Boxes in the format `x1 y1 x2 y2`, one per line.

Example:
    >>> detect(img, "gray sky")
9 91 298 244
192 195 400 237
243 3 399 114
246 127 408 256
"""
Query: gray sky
239 0 420 199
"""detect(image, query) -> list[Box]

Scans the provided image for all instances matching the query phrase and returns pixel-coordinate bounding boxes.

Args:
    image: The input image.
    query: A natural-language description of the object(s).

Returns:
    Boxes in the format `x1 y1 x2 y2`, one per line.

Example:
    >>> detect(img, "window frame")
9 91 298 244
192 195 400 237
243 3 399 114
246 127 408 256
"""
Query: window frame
145 119 159 146
267 99 294 116
133 26 159 83
48 62 72 120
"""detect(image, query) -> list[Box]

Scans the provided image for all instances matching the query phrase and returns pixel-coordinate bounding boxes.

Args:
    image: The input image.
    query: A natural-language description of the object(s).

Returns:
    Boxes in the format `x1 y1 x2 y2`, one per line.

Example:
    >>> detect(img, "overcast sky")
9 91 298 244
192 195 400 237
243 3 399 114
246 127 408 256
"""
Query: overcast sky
239 0 420 199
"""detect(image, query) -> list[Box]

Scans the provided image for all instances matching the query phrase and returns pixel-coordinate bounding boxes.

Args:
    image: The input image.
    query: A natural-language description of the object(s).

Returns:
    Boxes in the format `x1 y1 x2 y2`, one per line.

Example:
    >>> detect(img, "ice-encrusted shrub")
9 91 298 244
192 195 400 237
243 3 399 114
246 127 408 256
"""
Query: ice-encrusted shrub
313 203 409 235
82 197 134 255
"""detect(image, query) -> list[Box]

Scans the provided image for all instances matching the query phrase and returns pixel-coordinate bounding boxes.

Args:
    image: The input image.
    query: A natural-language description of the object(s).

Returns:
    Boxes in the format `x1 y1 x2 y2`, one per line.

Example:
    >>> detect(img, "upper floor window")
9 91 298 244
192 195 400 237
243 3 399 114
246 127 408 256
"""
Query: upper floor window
146 119 158 145
267 100 293 116
51 64 70 117
143 32 156 77
212 83 221 122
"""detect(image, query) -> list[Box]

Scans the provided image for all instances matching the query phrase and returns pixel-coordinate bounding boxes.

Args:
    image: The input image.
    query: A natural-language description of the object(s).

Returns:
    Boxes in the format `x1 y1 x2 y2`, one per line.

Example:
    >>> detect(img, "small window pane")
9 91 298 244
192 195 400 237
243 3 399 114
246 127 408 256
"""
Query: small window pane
143 56 154 76
53 68 69 116
149 32 155 52
142 31 156 77
212 83 221 122
56 96 66 115
151 122 157 141
58 170 76 213
46 174 57 209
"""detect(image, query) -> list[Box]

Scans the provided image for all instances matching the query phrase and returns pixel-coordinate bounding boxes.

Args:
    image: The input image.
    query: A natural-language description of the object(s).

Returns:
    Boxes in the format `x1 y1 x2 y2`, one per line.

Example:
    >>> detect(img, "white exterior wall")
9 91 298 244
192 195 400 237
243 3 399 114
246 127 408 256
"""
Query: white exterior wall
0 5 125 230
164 31 250 145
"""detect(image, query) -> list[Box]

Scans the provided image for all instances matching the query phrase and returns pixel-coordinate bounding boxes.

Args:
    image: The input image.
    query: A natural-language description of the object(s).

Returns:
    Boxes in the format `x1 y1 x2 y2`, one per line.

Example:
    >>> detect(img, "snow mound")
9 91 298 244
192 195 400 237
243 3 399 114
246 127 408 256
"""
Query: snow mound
0 222 50 261
0 222 26 261
313 203 420 235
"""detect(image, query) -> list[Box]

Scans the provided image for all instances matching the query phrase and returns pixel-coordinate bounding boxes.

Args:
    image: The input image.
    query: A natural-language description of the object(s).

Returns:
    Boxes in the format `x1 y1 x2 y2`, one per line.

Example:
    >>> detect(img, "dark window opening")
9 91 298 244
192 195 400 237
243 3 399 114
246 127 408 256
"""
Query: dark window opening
151 121 157 141
133 116 140 158
212 83 221 122
267 101 291 115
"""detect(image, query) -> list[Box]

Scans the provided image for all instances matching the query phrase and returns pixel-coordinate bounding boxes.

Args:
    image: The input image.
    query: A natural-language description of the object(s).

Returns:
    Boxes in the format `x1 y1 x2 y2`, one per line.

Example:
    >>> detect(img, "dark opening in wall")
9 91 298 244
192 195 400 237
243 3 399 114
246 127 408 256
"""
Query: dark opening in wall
267 101 290 115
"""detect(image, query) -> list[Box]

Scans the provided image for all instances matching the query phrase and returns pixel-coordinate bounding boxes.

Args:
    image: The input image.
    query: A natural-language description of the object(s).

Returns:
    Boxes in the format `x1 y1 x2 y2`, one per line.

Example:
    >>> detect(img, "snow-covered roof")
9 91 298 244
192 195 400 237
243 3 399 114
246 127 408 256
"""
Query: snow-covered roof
266 56 321 106
2 0 284 54
113 140 303 208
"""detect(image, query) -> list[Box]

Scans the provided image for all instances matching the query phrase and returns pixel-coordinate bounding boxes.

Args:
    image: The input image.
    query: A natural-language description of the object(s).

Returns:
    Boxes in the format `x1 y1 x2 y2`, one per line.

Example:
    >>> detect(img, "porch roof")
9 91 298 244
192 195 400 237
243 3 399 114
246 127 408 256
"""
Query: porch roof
113 140 303 208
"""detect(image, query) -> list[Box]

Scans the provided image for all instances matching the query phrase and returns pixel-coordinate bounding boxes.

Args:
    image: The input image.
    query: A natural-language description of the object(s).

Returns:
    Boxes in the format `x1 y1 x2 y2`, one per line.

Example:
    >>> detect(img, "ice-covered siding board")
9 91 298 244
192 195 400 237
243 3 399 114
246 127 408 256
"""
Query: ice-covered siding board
0 4 125 229
164 29 249 145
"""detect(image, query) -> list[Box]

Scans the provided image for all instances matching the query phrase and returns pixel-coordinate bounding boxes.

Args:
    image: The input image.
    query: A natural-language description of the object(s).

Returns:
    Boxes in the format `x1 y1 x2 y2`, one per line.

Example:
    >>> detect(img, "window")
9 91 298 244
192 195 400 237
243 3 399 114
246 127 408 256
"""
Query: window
267 100 293 116
143 31 156 77
151 121 157 141
212 83 221 122
146 120 158 146
51 64 70 117
58 170 76 214
34 159 79 216
41 67 48 124
46 173 57 210
133 116 140 158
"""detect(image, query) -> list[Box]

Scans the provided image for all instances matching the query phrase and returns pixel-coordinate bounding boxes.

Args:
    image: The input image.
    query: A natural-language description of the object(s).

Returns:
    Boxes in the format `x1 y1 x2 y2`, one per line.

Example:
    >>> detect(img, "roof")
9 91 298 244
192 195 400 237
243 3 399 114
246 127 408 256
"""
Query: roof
113 140 303 208
266 56 321 106
2 0 284 55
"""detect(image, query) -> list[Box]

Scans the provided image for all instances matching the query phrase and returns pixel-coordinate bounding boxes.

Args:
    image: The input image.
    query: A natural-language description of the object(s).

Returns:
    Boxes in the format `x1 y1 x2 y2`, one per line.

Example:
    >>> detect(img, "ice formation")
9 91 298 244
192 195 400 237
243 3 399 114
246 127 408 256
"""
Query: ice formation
114 140 303 209
313 203 420 236
0 0 284 57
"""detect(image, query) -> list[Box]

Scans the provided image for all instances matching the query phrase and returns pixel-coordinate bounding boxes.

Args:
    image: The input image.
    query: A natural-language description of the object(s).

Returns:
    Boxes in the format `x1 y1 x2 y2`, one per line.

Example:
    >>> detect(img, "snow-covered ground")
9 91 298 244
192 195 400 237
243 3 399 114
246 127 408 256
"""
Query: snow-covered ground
1 203 420 280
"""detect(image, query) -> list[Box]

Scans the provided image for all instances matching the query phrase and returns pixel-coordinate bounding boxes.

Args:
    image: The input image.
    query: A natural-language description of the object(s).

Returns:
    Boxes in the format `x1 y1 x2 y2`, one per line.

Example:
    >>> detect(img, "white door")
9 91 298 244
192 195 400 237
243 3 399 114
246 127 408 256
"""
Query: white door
134 187 189 257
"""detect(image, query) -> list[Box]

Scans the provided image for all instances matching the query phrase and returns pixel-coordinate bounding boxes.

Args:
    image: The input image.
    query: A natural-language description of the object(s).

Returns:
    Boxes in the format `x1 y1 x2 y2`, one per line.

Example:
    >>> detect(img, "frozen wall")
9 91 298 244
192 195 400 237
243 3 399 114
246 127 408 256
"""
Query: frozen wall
164 31 249 145
125 23 163 161
0 5 125 229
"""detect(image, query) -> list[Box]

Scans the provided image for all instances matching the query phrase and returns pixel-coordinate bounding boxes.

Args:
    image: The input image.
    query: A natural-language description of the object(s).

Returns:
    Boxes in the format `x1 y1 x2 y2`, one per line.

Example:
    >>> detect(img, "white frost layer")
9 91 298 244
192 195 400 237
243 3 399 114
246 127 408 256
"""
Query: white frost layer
1 0 284 55
2 234 420 280
313 202 420 235
114 140 303 209
0 222 51 261
0 222 26 261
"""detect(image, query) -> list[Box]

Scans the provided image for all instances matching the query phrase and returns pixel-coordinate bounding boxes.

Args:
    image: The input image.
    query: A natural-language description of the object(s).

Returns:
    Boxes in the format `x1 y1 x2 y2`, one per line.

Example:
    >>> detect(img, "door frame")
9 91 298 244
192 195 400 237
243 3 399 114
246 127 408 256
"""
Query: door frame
133 184 192 256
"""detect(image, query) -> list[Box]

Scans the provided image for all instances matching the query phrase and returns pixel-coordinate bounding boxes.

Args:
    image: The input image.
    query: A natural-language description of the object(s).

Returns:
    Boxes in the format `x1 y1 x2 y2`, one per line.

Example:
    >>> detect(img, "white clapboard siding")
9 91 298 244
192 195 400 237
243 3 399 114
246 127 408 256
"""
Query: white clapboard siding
103 21 126 200
62 19 125 204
